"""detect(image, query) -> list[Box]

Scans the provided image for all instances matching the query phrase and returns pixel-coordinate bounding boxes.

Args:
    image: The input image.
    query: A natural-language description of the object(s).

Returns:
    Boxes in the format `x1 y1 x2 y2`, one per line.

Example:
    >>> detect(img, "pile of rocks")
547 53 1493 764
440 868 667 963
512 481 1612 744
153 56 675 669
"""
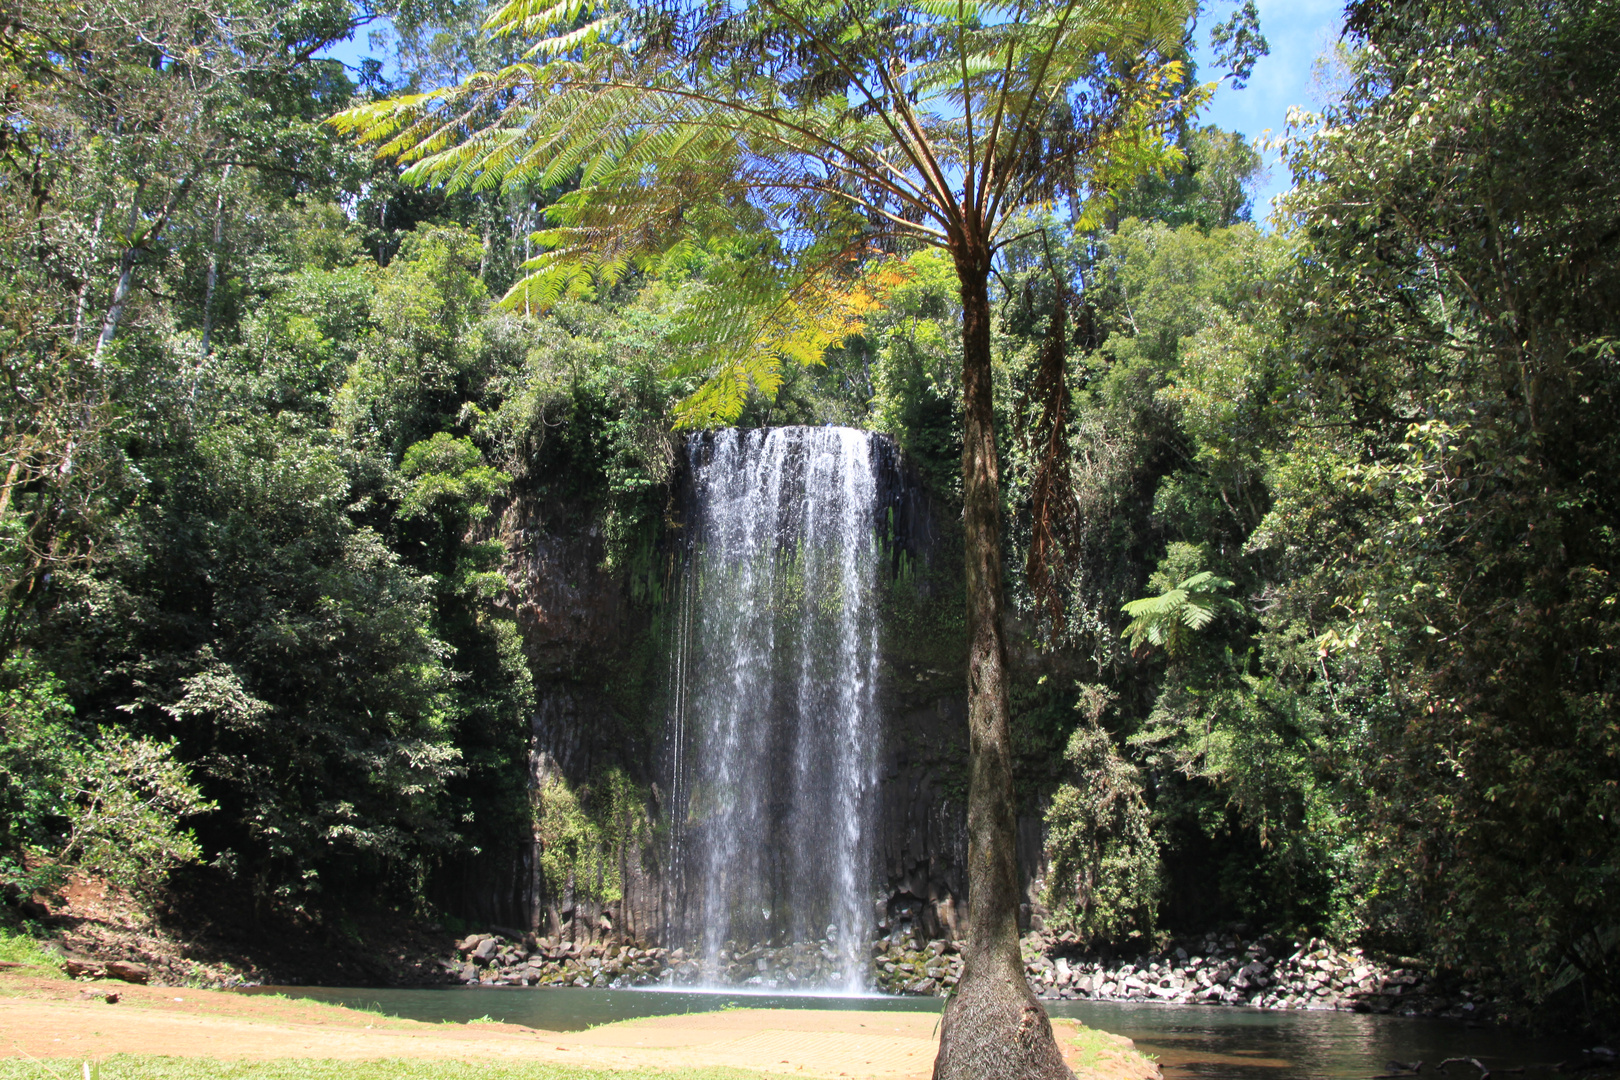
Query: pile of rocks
446 933 865 990
446 928 1480 1020
447 933 672 988
1017 931 1476 1019
871 935 962 996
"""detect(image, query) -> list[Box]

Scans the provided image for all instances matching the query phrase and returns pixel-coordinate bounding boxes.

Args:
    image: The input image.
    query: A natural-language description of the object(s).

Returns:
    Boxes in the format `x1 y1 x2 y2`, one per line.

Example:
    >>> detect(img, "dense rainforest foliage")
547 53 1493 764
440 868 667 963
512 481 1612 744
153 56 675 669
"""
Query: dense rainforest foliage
1 0 1615 1030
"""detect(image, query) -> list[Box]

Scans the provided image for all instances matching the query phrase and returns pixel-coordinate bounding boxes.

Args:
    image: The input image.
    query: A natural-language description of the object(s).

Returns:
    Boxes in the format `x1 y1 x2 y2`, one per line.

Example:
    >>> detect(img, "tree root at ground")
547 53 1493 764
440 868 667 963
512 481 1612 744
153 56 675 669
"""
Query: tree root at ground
933 955 1076 1080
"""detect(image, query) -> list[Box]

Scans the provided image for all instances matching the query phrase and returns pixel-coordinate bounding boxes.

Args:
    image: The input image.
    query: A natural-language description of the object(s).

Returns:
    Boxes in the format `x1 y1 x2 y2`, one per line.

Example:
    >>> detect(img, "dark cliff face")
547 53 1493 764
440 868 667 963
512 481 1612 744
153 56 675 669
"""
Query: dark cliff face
431 492 667 935
435 433 1052 949
875 690 970 938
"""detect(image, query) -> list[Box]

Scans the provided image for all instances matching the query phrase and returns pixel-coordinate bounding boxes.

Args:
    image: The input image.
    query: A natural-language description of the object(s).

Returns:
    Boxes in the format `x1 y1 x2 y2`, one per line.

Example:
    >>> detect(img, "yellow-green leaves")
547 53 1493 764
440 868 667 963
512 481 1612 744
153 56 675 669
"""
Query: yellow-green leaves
329 0 1202 426
398 433 511 522
669 259 913 428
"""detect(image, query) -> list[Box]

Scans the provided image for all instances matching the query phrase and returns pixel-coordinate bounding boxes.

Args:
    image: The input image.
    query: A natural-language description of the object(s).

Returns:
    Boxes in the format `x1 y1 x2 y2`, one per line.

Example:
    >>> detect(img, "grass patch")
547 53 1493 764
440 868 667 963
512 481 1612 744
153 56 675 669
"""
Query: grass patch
252 993 398 1022
0 1059 772 1080
0 927 62 977
1062 1021 1155 1070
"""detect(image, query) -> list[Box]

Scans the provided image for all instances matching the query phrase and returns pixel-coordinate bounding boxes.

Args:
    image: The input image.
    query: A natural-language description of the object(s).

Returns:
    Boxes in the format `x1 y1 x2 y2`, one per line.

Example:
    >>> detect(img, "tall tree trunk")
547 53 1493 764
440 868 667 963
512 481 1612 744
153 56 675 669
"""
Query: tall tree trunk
200 165 232 357
479 196 492 282
0 454 24 521
95 246 139 360
95 177 193 358
933 255 1074 1080
73 207 105 344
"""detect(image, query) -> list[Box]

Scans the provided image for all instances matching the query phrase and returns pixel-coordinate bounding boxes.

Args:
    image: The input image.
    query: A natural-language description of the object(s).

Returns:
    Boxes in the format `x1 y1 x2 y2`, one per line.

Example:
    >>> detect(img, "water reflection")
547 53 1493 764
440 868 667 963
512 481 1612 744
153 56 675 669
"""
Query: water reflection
1046 1001 1582 1080
243 986 1584 1079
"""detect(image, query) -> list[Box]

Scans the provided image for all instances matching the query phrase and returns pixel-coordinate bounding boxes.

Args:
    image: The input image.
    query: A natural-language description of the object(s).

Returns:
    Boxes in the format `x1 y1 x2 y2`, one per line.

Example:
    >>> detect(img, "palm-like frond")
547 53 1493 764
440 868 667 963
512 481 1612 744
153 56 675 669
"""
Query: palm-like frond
668 255 910 427
329 0 1201 425
1121 571 1244 654
483 0 601 38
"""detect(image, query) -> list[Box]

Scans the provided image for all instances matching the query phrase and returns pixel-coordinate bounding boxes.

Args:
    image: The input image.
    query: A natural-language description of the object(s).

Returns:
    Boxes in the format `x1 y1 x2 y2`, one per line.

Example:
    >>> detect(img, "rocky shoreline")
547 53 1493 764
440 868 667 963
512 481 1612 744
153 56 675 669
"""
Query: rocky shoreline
1011 930 1478 1020
445 927 1488 1022
13 871 1507 1025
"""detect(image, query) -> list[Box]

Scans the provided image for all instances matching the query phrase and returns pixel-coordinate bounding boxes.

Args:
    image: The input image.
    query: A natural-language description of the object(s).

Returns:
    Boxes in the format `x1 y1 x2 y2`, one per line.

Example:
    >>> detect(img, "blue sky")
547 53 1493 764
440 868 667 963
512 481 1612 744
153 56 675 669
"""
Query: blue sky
1191 0 1350 220
319 0 1348 223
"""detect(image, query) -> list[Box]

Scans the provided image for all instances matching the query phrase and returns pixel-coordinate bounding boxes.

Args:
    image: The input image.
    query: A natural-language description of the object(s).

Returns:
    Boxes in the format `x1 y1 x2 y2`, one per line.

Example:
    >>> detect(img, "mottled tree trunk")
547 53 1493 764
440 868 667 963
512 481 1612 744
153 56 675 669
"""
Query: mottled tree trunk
96 246 139 360
933 253 1073 1080
200 166 232 358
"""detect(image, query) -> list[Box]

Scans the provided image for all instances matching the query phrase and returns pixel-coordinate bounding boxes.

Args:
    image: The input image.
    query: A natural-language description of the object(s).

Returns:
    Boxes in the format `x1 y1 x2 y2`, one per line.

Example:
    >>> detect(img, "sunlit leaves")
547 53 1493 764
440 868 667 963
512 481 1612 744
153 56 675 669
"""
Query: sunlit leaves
1042 689 1163 940
670 258 912 428
1121 566 1243 655
398 432 512 521
1257 0 1620 1010
333 0 1202 425
58 732 214 894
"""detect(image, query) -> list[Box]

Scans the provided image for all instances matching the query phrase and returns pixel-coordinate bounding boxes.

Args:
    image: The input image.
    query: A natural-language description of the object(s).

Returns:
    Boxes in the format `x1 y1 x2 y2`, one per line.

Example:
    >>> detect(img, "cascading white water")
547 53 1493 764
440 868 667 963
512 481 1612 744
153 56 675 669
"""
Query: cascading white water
665 426 883 991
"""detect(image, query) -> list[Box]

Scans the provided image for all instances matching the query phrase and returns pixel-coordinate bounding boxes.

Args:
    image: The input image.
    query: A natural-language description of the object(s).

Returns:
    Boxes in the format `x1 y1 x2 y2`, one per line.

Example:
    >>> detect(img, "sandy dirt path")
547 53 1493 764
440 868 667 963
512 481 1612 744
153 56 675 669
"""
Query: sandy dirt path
0 974 1158 1080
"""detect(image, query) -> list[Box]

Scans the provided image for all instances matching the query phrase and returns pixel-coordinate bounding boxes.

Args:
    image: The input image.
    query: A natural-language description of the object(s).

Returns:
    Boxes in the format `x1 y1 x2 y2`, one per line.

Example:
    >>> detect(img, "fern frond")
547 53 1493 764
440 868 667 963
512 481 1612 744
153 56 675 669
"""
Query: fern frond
484 0 600 37
522 14 623 59
1179 599 1218 631
327 0 1205 430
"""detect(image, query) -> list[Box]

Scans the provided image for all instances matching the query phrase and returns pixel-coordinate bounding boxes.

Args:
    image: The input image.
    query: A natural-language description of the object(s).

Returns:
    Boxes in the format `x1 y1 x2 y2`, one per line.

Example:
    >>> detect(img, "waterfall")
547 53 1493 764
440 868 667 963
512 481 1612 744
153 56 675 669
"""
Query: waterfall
665 426 886 990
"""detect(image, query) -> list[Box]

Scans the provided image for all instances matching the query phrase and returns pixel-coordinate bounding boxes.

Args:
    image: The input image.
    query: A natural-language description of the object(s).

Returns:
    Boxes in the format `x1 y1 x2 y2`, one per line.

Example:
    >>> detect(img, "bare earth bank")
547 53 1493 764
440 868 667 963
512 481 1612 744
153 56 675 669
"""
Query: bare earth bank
0 972 1159 1080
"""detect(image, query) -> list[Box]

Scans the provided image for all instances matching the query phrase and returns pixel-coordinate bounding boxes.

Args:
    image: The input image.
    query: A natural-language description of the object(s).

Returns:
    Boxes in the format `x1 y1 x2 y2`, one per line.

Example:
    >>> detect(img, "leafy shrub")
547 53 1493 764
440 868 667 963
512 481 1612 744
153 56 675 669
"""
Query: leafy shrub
0 652 77 895
59 732 212 892
1042 687 1163 941
1 653 210 895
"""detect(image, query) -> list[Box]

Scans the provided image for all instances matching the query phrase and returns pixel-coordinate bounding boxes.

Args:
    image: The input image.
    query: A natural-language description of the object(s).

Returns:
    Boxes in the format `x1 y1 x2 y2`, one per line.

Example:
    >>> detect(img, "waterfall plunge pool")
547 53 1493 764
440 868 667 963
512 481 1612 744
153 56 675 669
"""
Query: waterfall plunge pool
240 985 1586 1078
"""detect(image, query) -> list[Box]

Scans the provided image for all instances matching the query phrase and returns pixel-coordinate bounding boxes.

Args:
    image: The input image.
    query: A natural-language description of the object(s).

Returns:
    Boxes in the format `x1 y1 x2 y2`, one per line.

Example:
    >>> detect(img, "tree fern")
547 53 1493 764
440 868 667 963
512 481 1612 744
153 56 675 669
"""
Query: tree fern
329 0 1201 426
1121 569 1244 655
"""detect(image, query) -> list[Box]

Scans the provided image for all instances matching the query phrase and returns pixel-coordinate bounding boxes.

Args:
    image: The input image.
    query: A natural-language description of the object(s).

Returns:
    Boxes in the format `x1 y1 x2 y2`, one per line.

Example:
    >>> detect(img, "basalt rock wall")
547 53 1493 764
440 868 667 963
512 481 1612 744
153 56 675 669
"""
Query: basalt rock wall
430 495 668 938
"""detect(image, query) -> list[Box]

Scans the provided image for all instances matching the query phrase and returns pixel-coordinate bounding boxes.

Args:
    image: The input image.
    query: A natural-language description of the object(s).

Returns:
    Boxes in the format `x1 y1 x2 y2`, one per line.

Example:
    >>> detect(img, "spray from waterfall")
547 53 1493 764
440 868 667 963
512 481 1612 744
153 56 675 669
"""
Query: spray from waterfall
665 427 884 991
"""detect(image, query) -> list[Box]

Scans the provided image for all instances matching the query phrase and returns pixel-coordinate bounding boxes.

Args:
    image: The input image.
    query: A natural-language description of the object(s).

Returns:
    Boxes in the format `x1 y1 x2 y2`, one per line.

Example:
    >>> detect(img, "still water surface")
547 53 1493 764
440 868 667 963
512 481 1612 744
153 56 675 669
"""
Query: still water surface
246 985 1584 1079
